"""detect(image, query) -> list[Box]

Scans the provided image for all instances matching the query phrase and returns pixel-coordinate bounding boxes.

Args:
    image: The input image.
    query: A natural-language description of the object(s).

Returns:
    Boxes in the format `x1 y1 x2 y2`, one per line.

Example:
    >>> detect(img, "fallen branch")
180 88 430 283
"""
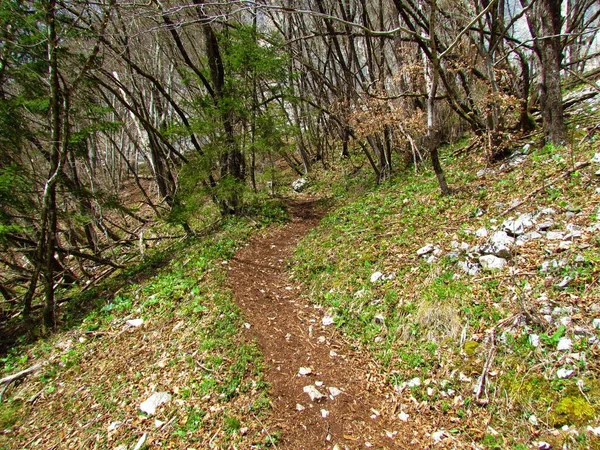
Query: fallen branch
501 161 590 216
0 363 42 402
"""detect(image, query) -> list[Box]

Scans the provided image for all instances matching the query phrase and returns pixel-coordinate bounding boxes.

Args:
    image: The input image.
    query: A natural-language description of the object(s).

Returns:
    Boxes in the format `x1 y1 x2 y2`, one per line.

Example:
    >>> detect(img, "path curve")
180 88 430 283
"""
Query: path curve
228 199 412 449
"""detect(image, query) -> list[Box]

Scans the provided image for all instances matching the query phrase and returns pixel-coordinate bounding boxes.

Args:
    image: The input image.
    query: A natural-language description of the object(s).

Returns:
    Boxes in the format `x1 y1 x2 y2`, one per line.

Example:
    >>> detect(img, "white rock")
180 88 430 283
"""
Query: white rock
458 260 481 275
475 227 488 238
537 220 554 231
479 255 507 270
320 409 329 418
407 377 421 388
354 289 366 298
315 380 324 387
296 403 305 411
502 216 529 236
398 411 409 422
139 392 172 416
587 425 600 436
126 318 144 327
516 231 543 246
154 419 165 428
538 207 556 216
328 386 342 398
370 271 383 283
591 153 600 163
303 385 326 401
555 276 572 288
322 315 334 326
490 230 515 247
566 223 583 238
557 337 573 351
557 368 575 379
114 446 128 450
292 178 308 192
132 433 148 450
529 415 538 425
592 318 600 329
432 430 448 443
417 244 435 256
558 241 572 250
529 334 540 347
535 441 551 450
546 231 565 240
298 367 312 376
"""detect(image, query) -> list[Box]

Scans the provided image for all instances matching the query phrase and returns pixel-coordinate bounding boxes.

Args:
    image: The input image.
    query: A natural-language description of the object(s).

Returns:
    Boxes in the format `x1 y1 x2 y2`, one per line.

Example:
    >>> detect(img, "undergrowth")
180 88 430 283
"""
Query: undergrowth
0 200 287 449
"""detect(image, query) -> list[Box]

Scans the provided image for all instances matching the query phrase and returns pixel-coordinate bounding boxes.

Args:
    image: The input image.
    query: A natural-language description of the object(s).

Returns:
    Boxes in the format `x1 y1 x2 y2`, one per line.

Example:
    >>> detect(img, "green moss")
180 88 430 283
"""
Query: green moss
0 402 22 429
550 396 596 427
464 340 480 356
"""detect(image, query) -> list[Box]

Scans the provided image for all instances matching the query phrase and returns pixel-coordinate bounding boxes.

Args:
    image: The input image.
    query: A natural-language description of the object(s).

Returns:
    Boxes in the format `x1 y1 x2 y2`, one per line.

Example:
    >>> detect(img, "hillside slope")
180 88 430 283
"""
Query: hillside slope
292 117 600 448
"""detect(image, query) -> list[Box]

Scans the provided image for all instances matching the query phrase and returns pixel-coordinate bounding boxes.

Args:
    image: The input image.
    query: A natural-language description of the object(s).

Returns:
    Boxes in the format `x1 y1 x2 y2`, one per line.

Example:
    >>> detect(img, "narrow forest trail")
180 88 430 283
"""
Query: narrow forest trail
228 199 413 449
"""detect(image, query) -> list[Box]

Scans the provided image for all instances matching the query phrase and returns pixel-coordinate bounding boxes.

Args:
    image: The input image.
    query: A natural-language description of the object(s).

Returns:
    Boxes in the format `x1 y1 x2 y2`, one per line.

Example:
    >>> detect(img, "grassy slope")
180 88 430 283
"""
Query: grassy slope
293 117 600 447
0 211 285 449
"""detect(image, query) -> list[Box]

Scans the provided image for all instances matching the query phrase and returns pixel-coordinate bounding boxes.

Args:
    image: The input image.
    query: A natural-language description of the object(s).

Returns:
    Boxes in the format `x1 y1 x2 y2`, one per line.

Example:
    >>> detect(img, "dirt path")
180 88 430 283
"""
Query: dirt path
228 199 412 449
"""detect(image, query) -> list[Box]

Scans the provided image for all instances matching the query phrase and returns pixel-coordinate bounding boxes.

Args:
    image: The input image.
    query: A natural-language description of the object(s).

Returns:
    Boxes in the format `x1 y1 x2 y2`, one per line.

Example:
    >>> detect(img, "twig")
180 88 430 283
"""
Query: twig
0 363 42 402
474 330 496 405
501 161 590 216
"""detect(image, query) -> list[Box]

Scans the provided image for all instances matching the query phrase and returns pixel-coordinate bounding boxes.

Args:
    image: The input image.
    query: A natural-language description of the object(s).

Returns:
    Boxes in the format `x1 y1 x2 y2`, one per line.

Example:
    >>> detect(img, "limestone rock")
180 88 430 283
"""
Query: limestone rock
479 255 507 270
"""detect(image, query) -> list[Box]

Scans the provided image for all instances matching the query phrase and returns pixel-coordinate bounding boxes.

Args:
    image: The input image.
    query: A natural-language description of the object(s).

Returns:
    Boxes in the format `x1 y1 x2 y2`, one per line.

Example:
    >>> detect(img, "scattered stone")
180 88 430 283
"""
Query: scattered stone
320 409 329 418
557 368 575 379
555 276 573 288
534 441 551 450
537 220 554 231
591 153 600 163
132 433 148 450
292 178 308 192
516 231 543 246
575 254 586 263
407 377 421 388
587 425 600 436
398 411 409 422
538 207 556 216
296 403 305 411
566 223 583 238
139 392 172 416
557 337 573 351
303 385 326 401
475 227 488 238
479 255 507 270
370 271 383 283
529 415 538 425
592 318 600 329
432 430 448 443
417 244 435 256
458 260 481 276
558 241 572 250
315 380 324 387
322 315 335 327
546 231 564 240
154 419 165 428
502 214 534 236
126 319 144 327
298 367 312 376
529 334 540 348
328 387 342 398
458 372 472 383
114 446 128 450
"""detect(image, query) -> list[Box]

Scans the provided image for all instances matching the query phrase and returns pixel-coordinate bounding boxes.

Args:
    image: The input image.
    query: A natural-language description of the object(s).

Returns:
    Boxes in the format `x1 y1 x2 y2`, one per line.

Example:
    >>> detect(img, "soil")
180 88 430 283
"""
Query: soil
228 198 414 449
